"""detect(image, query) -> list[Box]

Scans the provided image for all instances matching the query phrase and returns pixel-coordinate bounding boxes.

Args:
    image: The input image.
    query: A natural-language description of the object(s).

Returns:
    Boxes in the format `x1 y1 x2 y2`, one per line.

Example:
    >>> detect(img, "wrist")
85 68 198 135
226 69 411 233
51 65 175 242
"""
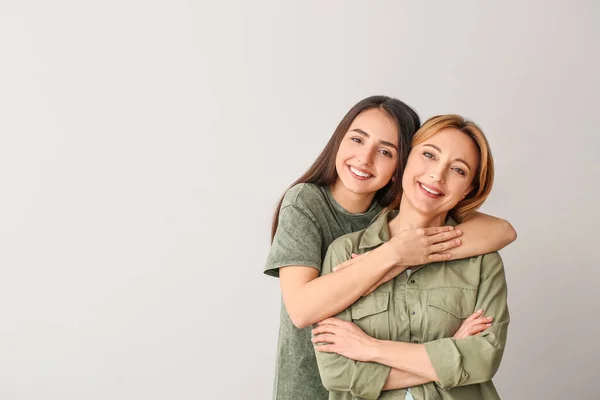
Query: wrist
365 336 382 362
380 240 403 268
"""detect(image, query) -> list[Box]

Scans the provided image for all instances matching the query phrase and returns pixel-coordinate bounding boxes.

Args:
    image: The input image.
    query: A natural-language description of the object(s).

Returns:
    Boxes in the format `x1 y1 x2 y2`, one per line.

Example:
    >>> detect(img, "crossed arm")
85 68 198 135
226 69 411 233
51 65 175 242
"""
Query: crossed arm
313 252 509 398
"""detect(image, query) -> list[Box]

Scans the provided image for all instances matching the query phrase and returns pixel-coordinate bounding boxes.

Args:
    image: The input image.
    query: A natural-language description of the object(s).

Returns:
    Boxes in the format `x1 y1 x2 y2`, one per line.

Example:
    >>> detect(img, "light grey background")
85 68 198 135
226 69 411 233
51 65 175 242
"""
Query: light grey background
1 1 598 399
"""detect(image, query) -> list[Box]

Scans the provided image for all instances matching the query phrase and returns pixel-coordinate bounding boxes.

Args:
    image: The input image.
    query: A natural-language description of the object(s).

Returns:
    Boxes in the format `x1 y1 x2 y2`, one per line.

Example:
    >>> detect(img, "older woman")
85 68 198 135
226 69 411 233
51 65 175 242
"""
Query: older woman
313 115 509 400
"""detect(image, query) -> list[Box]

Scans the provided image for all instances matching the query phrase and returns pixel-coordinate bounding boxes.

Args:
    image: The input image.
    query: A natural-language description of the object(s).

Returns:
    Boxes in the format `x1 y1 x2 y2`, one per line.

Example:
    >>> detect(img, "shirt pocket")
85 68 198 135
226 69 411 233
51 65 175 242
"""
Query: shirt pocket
350 292 391 340
425 287 477 340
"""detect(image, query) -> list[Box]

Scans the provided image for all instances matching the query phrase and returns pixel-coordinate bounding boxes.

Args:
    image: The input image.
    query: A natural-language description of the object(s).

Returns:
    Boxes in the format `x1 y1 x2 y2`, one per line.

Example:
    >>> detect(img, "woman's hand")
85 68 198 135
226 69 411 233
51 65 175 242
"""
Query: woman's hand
453 309 493 339
311 318 377 362
386 226 462 266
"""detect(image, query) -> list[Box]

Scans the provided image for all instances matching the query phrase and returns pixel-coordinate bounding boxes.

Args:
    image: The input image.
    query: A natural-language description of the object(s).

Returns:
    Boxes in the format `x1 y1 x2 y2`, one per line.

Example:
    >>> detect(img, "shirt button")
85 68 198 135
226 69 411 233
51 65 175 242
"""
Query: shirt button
410 279 416 284
413 340 419 344
411 311 416 315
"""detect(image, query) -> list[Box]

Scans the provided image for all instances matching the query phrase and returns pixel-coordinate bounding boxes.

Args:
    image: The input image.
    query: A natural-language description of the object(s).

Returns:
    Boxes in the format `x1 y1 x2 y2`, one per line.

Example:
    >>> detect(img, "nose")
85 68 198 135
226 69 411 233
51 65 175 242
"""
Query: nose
428 166 446 183
357 147 374 166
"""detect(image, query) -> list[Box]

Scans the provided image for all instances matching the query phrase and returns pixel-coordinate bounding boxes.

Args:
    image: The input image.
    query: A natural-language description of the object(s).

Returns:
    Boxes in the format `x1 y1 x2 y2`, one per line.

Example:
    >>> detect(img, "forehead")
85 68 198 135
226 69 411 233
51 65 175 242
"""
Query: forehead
419 128 480 166
348 108 399 144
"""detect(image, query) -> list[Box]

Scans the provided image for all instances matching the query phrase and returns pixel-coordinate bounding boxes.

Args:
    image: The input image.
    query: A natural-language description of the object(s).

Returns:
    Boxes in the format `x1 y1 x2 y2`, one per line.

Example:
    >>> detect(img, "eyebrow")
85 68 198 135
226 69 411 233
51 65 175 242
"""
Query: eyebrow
422 143 472 172
351 129 398 151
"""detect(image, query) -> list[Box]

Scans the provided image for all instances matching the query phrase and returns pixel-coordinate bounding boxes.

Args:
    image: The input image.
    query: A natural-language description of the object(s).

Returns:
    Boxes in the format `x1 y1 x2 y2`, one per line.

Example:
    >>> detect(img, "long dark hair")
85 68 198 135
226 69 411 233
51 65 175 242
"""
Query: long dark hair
271 95 420 241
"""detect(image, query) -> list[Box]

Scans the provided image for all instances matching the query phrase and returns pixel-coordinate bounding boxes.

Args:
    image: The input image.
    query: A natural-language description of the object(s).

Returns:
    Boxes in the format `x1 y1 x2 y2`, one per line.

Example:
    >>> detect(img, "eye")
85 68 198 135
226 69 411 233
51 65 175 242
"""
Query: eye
350 137 363 144
423 151 435 159
452 167 466 176
379 149 393 158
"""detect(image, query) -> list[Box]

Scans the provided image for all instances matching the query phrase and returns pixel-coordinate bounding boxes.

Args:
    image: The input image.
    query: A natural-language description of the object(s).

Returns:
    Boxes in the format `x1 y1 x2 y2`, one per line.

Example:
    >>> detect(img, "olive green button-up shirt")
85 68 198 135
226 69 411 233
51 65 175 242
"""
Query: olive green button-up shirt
315 211 510 400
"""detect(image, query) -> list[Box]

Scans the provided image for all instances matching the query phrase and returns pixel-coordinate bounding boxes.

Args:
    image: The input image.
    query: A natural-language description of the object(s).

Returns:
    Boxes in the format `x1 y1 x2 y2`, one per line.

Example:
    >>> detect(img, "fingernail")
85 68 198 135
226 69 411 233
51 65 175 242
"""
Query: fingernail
455 229 462 235
487 317 493 320
486 323 492 327
477 309 483 313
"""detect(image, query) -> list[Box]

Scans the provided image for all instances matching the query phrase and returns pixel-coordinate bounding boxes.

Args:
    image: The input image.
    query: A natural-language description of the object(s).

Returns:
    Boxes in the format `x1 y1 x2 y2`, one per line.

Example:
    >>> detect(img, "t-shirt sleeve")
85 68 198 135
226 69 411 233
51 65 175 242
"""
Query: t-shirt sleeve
263 204 323 277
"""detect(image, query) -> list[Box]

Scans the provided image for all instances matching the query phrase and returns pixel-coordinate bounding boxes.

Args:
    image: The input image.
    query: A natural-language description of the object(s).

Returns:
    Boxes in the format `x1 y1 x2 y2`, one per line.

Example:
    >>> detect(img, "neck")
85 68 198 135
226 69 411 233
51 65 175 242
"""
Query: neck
329 180 376 214
388 194 448 236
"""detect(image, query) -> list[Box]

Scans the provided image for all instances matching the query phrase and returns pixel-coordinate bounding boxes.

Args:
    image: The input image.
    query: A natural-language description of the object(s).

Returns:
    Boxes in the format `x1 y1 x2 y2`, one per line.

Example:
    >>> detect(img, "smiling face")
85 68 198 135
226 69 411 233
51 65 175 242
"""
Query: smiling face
334 108 400 196
401 127 481 218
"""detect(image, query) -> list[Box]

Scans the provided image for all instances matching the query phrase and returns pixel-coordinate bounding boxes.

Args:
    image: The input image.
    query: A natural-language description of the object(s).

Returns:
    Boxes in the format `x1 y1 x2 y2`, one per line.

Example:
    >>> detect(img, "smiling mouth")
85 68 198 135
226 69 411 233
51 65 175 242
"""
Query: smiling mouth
419 182 444 197
348 165 373 179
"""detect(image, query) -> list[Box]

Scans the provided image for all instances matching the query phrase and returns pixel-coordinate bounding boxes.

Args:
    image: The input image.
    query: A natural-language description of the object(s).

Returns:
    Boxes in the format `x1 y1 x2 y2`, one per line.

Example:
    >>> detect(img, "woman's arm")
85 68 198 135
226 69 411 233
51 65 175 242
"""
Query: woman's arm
449 211 517 259
314 308 493 392
280 248 394 329
281 226 462 328
379 308 494 390
365 253 510 389
382 369 431 390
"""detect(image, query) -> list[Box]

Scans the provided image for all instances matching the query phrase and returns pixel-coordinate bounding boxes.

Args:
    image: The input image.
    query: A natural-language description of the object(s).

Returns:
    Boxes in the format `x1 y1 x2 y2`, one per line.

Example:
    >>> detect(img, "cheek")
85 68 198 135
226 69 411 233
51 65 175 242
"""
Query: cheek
335 145 348 166
448 181 472 201
401 168 414 190
336 142 353 163
401 162 420 184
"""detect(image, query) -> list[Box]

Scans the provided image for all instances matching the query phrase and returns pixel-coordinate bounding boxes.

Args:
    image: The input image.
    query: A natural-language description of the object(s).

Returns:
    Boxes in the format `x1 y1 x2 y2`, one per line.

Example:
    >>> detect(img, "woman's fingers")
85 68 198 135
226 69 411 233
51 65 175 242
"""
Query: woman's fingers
314 344 336 353
469 323 492 335
312 324 339 335
429 238 461 254
428 229 462 245
454 312 493 339
426 239 461 262
427 252 452 262
311 333 336 344
469 316 493 328
422 226 455 236
317 317 346 327
464 309 484 322
428 238 461 254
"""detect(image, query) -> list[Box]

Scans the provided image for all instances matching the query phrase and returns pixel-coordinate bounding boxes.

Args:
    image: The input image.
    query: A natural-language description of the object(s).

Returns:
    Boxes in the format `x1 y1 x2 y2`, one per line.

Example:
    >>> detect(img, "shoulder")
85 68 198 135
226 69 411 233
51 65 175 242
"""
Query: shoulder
481 251 503 266
281 183 328 212
472 251 506 281
276 184 330 228
456 251 503 267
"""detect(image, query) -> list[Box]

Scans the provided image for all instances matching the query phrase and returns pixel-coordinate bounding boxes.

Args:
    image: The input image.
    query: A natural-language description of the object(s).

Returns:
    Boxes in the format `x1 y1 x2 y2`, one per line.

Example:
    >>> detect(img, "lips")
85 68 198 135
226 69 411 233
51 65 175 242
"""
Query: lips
348 165 373 180
418 182 444 198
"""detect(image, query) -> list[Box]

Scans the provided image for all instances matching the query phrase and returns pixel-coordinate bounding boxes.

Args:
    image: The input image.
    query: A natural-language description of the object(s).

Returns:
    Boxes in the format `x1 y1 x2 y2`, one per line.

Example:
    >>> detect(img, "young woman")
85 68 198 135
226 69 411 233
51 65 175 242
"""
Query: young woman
314 115 509 399
264 97 516 400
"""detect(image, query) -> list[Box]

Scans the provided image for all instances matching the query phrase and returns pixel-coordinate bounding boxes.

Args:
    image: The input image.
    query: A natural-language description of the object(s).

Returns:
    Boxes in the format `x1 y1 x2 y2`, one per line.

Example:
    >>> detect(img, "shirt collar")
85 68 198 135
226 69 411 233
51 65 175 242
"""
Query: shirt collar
358 210 398 250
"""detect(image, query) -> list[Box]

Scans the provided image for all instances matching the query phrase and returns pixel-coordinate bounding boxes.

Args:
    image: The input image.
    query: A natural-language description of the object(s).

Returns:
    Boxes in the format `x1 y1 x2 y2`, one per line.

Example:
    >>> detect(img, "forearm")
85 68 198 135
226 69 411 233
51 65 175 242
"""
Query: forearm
370 340 439 382
449 212 516 259
283 244 399 328
383 368 432 391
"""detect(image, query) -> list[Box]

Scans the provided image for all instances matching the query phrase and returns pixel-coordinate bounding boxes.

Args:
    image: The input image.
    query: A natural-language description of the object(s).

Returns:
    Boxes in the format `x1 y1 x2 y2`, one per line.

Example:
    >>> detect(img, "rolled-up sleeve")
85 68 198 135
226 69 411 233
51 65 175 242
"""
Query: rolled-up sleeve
314 245 391 399
424 252 510 390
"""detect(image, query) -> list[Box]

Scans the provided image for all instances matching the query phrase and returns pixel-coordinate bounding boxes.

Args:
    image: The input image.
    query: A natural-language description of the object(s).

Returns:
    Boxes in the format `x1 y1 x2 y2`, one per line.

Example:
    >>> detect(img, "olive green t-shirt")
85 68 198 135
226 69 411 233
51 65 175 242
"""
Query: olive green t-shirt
264 183 382 400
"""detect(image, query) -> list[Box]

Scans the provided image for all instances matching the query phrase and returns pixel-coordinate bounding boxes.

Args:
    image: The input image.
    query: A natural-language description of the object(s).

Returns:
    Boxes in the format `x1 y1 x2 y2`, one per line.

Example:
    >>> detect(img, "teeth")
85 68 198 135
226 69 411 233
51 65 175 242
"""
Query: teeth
350 166 371 178
420 183 440 195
